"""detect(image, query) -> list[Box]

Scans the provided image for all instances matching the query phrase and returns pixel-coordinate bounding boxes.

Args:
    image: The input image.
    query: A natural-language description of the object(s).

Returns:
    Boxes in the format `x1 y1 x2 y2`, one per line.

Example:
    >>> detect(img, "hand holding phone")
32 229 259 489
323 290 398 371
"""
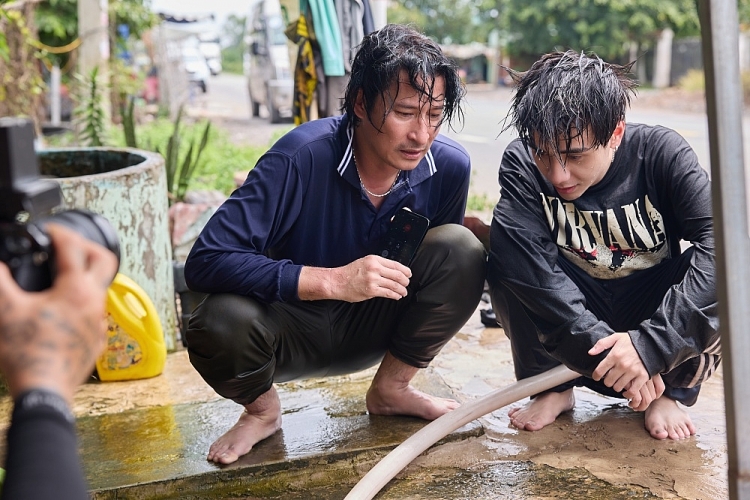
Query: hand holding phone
378 208 430 265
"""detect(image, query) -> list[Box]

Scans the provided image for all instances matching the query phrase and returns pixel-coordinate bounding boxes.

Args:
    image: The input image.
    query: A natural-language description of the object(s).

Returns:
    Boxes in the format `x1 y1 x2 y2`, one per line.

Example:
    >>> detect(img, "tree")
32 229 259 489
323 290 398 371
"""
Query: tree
388 0 494 45
220 14 246 75
499 0 700 61
35 0 157 67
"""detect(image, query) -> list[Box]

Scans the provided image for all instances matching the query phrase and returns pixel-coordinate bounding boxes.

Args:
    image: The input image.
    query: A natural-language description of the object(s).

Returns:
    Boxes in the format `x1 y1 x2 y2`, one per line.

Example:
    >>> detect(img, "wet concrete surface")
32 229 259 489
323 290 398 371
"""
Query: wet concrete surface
0 305 727 499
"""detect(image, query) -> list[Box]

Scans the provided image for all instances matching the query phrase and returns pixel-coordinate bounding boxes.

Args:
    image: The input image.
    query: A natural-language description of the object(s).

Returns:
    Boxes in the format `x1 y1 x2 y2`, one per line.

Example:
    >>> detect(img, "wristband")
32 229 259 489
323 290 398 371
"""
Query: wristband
13 388 75 424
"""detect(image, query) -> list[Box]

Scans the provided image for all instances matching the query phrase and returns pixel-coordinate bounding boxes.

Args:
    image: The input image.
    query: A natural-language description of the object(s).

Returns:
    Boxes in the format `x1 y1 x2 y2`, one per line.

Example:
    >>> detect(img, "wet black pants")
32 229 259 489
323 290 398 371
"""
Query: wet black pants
186 224 487 406
490 248 702 406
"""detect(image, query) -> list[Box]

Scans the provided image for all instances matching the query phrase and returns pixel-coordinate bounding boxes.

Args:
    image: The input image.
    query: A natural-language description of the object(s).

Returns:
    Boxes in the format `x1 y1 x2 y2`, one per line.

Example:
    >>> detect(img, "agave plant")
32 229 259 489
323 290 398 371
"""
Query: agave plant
157 106 211 204
73 66 108 147
120 101 211 203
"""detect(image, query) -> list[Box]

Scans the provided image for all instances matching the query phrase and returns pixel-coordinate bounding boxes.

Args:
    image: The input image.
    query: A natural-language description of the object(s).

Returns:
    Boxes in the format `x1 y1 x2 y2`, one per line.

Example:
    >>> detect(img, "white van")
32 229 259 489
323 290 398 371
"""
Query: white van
243 0 294 123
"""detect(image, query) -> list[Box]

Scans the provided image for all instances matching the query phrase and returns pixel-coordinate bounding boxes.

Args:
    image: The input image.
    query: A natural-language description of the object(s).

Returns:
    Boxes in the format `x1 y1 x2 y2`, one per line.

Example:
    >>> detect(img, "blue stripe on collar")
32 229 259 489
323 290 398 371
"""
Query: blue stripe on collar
337 124 354 175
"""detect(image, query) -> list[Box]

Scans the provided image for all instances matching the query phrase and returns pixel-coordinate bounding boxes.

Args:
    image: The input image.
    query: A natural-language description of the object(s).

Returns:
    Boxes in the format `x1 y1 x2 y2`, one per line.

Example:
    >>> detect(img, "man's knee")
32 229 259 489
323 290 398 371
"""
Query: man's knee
186 293 275 378
187 294 264 353
414 224 486 304
422 223 486 269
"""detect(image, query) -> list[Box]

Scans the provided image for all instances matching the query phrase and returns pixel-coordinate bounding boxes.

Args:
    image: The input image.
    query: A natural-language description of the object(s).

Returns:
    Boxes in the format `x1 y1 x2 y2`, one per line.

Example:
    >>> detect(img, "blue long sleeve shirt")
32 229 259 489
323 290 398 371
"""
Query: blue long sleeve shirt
185 114 471 303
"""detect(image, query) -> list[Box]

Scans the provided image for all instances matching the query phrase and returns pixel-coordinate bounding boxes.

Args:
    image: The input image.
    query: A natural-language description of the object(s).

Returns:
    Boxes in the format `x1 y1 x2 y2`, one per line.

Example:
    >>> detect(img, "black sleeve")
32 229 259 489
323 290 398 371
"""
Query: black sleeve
629 127 719 384
2 390 88 500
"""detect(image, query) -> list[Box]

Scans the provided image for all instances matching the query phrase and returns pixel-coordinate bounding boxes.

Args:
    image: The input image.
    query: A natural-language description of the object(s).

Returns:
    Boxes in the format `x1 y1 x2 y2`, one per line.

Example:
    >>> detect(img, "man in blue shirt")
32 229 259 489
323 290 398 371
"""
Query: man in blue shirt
184 24 486 464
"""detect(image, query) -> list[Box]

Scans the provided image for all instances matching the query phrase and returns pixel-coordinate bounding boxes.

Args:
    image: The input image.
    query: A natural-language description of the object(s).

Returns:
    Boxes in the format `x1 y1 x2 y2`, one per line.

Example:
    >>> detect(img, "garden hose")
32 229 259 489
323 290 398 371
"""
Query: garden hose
344 364 579 500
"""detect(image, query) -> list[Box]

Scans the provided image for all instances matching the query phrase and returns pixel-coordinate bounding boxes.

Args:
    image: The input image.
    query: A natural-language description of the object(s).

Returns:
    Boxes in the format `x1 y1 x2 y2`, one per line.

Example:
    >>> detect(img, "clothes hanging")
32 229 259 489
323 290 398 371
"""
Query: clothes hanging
302 0 345 76
286 14 318 125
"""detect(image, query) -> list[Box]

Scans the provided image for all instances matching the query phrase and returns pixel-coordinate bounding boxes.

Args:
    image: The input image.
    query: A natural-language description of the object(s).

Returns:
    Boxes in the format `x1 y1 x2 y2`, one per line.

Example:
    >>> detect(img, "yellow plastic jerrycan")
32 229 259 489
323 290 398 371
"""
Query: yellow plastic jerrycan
95 273 167 381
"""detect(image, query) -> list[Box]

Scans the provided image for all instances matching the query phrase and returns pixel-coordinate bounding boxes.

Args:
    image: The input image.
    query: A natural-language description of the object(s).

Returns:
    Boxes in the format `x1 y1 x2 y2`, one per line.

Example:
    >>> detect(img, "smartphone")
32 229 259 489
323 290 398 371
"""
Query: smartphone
378 208 430 265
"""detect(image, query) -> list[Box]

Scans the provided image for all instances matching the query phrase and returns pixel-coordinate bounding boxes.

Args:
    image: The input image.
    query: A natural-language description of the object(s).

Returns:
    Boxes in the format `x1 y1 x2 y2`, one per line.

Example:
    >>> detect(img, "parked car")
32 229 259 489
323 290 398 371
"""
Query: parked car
182 50 210 93
244 0 293 123
199 39 223 76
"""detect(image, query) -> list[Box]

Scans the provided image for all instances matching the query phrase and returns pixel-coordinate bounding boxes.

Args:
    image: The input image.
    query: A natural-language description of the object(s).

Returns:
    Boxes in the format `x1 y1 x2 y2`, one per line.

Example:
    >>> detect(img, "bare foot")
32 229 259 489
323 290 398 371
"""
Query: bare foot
366 383 460 420
207 386 283 465
508 388 575 431
366 351 460 421
644 396 696 440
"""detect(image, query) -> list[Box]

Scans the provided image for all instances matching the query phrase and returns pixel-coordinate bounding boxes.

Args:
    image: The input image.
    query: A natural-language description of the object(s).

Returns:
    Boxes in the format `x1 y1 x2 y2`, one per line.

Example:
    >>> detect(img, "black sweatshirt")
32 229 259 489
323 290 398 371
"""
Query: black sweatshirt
488 123 720 386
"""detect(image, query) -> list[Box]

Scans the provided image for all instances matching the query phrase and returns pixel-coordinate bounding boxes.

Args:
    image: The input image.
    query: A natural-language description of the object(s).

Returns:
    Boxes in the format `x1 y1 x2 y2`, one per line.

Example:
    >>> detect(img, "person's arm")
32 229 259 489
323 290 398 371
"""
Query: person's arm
3 389 88 500
623 127 718 386
184 152 306 302
0 225 118 500
489 140 616 376
186 151 414 304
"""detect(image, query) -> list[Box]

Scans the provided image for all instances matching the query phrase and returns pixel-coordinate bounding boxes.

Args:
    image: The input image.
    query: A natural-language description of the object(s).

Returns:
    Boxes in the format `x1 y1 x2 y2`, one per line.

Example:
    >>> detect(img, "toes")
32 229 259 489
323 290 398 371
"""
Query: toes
216 451 239 464
524 420 541 431
648 426 668 440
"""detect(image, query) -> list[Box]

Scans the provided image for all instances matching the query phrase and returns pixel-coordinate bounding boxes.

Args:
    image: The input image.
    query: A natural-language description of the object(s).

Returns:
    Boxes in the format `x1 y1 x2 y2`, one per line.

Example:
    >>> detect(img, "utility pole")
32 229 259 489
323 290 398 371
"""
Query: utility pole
77 0 110 113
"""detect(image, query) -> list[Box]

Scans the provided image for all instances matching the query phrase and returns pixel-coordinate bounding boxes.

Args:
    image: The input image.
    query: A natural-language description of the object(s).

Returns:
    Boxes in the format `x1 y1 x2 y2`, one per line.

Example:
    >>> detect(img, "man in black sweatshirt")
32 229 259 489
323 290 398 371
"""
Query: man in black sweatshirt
488 50 720 440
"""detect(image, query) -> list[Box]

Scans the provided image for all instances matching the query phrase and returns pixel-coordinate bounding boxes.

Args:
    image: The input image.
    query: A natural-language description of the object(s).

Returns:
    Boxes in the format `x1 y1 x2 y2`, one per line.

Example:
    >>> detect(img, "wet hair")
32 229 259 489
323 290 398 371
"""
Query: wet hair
342 23 465 131
504 50 637 158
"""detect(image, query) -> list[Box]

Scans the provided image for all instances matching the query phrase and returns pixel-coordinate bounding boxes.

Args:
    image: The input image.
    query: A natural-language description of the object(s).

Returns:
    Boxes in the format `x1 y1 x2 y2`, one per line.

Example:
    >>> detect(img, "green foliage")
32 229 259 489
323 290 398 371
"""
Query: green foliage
108 107 268 199
467 192 495 212
73 66 108 147
384 0 750 62
34 0 78 67
221 46 244 75
220 15 247 75
500 0 701 60
0 7 46 106
35 0 157 67
153 107 212 204
121 96 137 148
387 0 490 44
223 14 247 49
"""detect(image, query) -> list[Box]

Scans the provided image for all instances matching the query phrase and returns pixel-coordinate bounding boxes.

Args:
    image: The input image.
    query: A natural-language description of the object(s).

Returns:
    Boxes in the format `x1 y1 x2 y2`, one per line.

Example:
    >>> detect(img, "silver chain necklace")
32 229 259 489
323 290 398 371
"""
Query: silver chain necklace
353 153 400 198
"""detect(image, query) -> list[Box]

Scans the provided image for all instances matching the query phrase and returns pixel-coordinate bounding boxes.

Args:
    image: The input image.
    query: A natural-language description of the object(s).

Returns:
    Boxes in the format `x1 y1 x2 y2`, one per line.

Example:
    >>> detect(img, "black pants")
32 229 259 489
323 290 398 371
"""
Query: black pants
490 248 702 406
186 224 487 406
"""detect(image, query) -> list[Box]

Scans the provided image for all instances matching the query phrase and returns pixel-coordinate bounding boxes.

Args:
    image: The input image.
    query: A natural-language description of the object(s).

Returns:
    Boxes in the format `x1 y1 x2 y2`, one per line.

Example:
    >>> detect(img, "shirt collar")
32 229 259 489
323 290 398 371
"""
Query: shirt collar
337 119 438 186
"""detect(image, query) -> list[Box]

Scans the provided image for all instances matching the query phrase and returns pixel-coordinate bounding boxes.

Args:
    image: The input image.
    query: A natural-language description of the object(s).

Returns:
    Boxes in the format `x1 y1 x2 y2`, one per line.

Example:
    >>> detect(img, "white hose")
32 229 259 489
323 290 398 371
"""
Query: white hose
344 364 579 500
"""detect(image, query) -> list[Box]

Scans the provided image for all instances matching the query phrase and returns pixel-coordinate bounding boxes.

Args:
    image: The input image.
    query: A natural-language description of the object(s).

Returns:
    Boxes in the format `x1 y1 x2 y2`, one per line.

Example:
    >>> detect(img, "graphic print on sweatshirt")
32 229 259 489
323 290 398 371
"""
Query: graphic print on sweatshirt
541 193 669 279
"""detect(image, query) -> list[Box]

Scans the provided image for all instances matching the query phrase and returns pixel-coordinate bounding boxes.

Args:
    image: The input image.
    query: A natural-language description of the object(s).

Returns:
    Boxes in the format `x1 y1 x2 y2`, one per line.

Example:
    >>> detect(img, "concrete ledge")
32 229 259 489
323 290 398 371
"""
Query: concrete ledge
81 367 482 499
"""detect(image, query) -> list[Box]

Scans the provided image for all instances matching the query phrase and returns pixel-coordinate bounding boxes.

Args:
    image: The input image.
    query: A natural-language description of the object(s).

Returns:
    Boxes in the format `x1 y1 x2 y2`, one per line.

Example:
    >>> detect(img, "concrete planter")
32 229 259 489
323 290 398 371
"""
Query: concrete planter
39 148 177 351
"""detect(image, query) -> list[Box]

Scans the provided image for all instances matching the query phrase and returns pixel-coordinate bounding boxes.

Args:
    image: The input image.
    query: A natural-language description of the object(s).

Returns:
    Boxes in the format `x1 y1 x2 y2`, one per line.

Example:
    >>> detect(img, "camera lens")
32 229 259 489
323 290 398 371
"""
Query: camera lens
36 209 121 267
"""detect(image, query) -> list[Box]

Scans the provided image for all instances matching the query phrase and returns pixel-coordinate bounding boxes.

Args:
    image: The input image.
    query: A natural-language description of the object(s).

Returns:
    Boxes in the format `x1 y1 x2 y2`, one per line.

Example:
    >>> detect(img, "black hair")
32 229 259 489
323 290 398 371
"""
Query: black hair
504 50 637 158
342 23 465 131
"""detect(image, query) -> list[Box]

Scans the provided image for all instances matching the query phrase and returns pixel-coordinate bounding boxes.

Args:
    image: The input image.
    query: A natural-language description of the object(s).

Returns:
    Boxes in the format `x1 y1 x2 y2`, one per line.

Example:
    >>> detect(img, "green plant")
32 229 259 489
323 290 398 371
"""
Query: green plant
106 115 268 195
157 107 212 203
73 66 108 147
467 192 495 212
0 5 47 118
121 95 137 148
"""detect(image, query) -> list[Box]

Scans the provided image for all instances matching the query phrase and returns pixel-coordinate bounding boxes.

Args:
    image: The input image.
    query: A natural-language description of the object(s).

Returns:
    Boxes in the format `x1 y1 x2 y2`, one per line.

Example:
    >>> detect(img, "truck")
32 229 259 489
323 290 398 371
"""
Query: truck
243 0 295 123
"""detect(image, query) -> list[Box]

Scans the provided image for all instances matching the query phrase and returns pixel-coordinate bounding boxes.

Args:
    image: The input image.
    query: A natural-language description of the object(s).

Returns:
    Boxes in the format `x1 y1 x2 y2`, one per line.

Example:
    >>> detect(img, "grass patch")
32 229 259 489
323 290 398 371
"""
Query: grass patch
467 192 495 212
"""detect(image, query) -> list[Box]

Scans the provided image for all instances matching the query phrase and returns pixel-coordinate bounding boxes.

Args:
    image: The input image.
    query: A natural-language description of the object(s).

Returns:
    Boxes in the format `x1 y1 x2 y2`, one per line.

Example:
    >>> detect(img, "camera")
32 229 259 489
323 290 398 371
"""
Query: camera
0 117 120 291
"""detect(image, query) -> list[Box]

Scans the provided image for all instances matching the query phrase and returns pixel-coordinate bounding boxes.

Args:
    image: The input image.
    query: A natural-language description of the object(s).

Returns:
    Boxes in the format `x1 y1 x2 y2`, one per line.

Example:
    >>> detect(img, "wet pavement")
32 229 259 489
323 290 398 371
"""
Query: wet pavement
0 304 727 499
0 81 728 499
